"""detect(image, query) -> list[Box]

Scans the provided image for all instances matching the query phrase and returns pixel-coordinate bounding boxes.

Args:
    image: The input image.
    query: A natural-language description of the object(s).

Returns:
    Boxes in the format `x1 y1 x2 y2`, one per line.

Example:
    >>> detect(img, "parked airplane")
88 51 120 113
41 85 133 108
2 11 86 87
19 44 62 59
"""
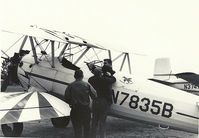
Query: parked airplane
1 26 199 137
149 58 199 95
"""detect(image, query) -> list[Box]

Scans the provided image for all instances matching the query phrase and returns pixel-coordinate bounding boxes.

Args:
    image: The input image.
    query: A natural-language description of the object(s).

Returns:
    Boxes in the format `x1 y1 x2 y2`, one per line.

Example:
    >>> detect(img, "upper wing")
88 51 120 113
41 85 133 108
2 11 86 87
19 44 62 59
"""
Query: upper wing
2 26 106 50
53 30 107 50
175 72 199 87
0 91 71 124
2 26 67 43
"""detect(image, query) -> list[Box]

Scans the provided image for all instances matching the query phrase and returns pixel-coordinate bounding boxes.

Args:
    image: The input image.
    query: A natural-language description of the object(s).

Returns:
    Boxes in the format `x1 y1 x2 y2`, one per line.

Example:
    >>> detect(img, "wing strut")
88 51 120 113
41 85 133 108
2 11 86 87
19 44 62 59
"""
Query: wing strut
127 53 132 74
29 36 39 64
120 54 127 71
108 50 112 60
19 36 28 52
113 52 132 74
58 43 69 60
51 41 55 68
74 47 90 65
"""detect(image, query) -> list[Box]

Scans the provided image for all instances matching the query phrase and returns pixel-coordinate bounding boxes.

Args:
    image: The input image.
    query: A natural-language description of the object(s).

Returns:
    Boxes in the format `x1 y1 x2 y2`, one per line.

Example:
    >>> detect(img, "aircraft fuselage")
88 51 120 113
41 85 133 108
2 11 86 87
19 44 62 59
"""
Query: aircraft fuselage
18 56 199 134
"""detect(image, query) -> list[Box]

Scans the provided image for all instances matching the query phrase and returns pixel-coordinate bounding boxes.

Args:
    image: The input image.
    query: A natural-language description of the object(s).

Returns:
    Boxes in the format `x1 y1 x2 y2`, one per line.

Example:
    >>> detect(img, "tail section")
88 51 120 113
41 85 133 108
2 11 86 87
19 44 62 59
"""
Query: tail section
153 58 172 81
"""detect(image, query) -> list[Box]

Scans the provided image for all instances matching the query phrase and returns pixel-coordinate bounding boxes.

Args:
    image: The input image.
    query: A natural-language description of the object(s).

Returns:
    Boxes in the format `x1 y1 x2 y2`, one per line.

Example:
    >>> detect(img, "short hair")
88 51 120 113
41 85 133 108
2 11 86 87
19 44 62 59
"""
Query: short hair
74 69 83 79
93 67 101 76
104 59 112 65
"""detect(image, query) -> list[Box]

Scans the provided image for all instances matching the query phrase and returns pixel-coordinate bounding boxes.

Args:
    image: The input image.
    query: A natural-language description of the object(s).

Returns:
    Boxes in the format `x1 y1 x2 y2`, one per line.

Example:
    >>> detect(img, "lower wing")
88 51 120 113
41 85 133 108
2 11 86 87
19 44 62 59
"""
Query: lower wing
0 91 71 124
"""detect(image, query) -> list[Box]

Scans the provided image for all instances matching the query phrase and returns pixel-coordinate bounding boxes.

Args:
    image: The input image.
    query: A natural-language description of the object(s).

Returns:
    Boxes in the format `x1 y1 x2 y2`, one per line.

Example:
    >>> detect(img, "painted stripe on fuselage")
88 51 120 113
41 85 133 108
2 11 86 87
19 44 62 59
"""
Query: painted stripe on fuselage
24 71 69 85
176 112 199 120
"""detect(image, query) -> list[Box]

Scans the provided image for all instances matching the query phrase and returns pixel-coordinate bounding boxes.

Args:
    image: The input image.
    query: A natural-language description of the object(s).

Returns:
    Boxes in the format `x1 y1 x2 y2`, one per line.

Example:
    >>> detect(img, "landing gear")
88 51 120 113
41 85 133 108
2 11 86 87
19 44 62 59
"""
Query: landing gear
51 117 70 128
1 123 23 137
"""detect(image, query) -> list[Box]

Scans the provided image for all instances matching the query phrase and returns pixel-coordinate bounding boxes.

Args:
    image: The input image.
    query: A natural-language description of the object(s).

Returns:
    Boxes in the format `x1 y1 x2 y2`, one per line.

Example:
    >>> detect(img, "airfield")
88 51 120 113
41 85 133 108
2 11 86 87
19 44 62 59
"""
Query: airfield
0 117 197 138
0 86 198 138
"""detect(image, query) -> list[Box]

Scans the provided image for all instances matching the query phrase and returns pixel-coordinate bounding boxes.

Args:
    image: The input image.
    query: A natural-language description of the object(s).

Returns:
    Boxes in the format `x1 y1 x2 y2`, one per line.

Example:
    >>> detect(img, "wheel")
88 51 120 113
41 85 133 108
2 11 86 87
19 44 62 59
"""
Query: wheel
51 116 70 128
1 123 23 137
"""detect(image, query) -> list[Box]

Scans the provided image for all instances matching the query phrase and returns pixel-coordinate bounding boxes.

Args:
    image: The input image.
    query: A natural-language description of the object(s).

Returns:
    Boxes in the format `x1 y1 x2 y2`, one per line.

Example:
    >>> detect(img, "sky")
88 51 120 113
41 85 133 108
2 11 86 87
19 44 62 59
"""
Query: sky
0 0 199 78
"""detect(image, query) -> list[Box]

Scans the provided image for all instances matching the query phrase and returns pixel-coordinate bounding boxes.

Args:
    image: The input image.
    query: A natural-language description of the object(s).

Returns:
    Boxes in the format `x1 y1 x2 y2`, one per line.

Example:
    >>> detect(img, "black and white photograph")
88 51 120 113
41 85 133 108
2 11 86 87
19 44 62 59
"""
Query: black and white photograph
1 0 199 137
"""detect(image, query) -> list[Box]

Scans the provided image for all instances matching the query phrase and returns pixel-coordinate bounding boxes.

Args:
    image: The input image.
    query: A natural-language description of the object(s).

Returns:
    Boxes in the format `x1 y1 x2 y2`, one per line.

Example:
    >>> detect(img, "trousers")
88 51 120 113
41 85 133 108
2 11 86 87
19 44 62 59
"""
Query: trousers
91 98 110 138
71 105 91 138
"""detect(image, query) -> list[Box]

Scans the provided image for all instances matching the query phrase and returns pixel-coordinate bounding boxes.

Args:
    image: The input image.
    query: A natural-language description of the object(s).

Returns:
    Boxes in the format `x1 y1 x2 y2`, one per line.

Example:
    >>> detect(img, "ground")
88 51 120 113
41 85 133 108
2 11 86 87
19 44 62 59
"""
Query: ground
0 117 197 138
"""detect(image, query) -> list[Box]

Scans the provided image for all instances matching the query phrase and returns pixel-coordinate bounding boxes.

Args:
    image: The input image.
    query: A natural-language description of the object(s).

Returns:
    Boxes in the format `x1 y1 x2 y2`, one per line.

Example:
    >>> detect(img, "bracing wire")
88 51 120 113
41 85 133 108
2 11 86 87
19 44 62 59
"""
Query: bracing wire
78 47 90 61
2 35 24 56
92 48 100 61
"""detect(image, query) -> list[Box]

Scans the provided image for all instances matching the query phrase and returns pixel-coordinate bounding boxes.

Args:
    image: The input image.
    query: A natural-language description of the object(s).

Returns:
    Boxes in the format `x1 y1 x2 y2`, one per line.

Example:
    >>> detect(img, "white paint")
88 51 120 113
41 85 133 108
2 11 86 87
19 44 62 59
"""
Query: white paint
18 92 40 122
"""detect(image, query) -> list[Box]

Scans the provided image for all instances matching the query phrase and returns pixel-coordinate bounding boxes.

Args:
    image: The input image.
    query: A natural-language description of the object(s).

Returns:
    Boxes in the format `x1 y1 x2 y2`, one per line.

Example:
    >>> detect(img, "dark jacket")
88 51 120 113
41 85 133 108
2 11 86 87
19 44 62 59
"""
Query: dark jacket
88 75 116 105
65 79 97 107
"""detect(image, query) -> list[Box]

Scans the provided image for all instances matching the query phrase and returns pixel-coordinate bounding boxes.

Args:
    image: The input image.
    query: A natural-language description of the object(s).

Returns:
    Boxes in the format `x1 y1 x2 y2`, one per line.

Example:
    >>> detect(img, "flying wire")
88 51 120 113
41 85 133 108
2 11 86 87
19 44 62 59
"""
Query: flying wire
92 48 100 61
20 67 49 92
2 35 24 56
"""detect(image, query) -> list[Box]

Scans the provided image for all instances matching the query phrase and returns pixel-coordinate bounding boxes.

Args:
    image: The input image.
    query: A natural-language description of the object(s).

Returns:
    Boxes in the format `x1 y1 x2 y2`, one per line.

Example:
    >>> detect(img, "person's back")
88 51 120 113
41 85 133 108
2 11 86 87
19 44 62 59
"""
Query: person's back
65 69 97 138
89 76 102 94
66 79 95 107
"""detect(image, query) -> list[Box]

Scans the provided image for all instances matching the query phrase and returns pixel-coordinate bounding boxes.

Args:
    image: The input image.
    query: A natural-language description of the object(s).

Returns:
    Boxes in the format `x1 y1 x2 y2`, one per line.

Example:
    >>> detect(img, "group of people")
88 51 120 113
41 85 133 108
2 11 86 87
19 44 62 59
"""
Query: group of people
65 59 116 138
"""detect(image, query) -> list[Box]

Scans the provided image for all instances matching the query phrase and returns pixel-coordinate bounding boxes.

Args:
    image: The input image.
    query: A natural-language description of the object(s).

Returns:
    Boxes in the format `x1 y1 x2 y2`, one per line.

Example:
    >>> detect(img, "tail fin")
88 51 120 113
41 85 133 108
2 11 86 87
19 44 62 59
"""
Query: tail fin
153 58 172 80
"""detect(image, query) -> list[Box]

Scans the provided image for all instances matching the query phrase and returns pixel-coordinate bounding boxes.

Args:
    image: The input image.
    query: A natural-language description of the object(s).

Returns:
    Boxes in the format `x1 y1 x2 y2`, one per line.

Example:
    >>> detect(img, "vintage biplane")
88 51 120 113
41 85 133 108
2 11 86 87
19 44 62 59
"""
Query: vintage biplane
1 26 199 137
150 58 199 95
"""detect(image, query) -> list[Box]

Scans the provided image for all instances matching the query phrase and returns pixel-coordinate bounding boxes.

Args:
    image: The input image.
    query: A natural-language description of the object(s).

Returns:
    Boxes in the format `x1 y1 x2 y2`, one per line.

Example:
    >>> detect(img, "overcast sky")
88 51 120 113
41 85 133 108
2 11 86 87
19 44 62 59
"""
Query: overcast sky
1 0 199 78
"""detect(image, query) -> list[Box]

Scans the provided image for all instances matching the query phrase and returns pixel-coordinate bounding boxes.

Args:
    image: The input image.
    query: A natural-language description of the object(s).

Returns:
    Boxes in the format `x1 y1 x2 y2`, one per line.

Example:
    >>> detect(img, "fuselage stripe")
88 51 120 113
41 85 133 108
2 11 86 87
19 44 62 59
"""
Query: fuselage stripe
176 112 199 120
25 71 69 85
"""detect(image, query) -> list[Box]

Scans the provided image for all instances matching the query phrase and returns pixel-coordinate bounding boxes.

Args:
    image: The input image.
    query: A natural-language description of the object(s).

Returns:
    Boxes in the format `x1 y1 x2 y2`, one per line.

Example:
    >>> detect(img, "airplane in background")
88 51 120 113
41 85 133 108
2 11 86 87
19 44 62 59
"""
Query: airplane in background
149 58 199 95
0 26 199 137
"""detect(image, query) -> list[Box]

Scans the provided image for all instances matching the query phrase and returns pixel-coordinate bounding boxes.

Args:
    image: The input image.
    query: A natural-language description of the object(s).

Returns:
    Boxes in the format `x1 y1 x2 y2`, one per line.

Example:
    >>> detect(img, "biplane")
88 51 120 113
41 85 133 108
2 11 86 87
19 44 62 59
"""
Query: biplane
1 26 199 137
150 58 199 95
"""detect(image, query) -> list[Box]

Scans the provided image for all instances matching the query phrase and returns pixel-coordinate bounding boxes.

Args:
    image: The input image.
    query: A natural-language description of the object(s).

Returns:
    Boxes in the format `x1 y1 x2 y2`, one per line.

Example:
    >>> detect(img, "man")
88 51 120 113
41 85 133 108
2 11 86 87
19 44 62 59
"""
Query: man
89 64 116 138
102 59 115 76
65 69 97 138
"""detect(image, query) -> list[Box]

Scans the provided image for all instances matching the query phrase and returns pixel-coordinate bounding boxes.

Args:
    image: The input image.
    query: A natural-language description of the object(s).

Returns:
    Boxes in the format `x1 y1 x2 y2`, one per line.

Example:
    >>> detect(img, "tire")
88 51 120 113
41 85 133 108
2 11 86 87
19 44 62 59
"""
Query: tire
51 116 70 128
1 123 23 137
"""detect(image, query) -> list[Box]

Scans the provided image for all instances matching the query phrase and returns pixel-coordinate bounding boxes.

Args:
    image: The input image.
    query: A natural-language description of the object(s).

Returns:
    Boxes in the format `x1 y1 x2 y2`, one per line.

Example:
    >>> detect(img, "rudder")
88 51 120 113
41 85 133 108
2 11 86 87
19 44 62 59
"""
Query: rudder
153 58 172 80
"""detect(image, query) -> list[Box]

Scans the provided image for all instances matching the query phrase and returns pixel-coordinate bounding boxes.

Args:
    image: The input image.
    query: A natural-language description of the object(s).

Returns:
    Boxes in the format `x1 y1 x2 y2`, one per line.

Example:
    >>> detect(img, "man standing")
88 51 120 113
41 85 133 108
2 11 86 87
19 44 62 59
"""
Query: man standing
89 64 116 138
65 69 97 138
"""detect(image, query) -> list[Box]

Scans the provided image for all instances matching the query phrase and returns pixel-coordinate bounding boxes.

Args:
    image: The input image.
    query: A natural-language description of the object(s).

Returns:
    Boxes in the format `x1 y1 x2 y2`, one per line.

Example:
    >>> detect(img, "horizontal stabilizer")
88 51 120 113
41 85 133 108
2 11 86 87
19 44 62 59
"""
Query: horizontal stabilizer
0 91 71 124
148 78 174 85
176 72 199 87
